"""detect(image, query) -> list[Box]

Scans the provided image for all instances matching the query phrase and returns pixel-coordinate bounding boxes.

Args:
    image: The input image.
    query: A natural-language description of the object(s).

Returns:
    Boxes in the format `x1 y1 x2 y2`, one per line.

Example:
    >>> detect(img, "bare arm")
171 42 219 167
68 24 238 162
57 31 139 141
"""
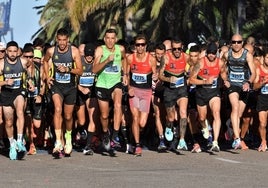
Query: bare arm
92 46 114 74
158 55 170 82
69 46 83 76
188 61 206 85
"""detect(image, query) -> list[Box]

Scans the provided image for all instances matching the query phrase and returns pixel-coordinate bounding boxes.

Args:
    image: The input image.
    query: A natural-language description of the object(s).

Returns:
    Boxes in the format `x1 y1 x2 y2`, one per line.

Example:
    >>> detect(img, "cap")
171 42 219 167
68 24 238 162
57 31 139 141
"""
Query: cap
34 49 42 59
206 42 218 54
84 43 95 57
0 42 6 50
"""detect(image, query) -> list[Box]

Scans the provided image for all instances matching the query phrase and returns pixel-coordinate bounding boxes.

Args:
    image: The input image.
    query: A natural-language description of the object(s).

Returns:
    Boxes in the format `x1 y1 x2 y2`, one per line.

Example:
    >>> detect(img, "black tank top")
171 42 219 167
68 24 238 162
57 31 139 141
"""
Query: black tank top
3 57 25 89
52 44 76 87
227 49 250 87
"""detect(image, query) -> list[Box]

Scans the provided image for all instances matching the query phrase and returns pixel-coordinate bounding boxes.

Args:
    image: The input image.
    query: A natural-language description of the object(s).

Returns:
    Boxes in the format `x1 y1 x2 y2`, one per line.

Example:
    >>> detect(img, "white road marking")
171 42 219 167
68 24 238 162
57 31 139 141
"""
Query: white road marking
215 157 242 164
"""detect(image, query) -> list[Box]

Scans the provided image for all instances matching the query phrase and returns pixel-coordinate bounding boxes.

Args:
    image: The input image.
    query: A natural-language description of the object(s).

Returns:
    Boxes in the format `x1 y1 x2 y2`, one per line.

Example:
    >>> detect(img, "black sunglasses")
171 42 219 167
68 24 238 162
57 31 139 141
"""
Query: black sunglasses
231 40 243 44
172 47 182 51
24 55 34 59
0 50 5 53
135 43 146 47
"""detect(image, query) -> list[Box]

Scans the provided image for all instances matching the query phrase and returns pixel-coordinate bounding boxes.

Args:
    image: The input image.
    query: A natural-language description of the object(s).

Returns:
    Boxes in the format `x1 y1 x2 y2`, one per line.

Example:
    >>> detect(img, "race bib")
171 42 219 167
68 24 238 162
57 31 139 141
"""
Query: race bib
55 72 71 83
203 78 218 89
170 76 184 88
132 73 147 84
261 84 268 94
6 78 21 89
229 71 244 82
104 63 119 74
79 76 94 87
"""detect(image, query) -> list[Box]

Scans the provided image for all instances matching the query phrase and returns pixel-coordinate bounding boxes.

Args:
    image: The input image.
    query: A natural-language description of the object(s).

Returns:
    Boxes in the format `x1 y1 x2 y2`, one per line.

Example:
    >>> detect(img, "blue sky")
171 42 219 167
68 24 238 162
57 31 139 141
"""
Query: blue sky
5 0 47 47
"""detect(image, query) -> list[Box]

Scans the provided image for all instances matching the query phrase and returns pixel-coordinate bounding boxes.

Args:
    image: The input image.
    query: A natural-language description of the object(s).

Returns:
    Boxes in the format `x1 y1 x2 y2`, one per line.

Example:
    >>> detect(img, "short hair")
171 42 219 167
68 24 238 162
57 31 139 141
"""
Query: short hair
189 45 200 53
105 28 117 35
57 28 69 36
171 37 182 44
33 38 44 48
134 33 147 43
155 43 166 51
23 45 34 53
6 41 19 49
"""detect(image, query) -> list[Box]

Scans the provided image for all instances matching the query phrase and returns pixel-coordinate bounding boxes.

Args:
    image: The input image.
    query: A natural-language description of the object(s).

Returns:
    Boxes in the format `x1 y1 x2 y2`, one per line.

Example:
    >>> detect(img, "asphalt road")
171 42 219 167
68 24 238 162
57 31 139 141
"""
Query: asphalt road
0 146 267 188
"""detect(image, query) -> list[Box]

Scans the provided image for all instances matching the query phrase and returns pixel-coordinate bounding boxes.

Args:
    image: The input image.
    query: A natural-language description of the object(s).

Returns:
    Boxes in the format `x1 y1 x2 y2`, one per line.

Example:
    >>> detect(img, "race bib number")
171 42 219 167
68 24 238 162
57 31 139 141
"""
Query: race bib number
261 84 268 94
132 73 147 84
55 72 71 83
6 78 21 89
170 76 184 88
104 63 119 74
229 71 244 82
79 76 94 87
203 78 218 89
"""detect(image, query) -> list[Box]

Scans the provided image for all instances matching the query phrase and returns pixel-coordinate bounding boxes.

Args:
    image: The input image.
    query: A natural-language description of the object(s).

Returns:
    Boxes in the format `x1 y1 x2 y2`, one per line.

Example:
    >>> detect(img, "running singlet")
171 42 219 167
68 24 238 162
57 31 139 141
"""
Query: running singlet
52 44 76 86
96 44 121 89
79 57 95 87
164 52 187 88
130 52 152 89
259 65 268 95
227 49 250 87
28 62 41 97
3 57 24 89
198 57 220 89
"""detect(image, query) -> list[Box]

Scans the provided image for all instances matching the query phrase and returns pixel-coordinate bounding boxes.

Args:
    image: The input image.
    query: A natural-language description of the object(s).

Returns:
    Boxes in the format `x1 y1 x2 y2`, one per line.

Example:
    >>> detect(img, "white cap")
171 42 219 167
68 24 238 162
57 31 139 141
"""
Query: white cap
187 42 197 50
0 42 6 50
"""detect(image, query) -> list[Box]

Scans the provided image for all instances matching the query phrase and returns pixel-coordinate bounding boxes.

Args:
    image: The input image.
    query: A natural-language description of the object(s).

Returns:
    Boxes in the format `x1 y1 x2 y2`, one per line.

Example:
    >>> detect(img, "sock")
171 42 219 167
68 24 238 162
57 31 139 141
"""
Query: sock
17 134 23 142
9 137 15 146
65 130 72 140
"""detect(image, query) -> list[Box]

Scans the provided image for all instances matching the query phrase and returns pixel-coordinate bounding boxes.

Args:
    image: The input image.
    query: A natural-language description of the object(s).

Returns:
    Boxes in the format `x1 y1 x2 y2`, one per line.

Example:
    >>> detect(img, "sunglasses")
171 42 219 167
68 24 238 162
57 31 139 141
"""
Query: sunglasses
231 40 243 44
24 55 34 59
135 43 146 47
172 47 182 51
0 50 5 53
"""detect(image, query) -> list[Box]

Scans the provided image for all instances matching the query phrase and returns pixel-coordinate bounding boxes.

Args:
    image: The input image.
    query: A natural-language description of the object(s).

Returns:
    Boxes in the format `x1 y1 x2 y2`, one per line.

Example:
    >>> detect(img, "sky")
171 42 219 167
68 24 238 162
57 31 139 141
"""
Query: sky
5 0 47 47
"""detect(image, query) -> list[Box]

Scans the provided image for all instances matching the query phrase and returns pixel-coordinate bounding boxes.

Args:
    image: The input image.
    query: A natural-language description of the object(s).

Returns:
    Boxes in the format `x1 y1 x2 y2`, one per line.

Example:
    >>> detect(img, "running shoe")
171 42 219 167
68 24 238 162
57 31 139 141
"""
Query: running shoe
17 141 27 160
9 142 17 160
80 129 88 141
64 132 73 155
111 136 121 148
207 135 213 147
64 139 73 155
232 138 241 149
134 146 142 156
157 139 167 151
83 145 94 155
258 143 267 152
126 143 133 154
177 139 188 151
191 143 202 153
102 133 111 151
27 143 37 155
201 120 209 139
52 142 63 159
169 138 178 151
210 141 220 152
240 140 249 150
165 127 173 142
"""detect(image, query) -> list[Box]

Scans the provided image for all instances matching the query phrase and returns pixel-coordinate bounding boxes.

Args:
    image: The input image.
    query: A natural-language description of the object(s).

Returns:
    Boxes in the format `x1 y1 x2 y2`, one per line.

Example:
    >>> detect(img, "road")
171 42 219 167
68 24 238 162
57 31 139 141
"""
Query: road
0 146 267 188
